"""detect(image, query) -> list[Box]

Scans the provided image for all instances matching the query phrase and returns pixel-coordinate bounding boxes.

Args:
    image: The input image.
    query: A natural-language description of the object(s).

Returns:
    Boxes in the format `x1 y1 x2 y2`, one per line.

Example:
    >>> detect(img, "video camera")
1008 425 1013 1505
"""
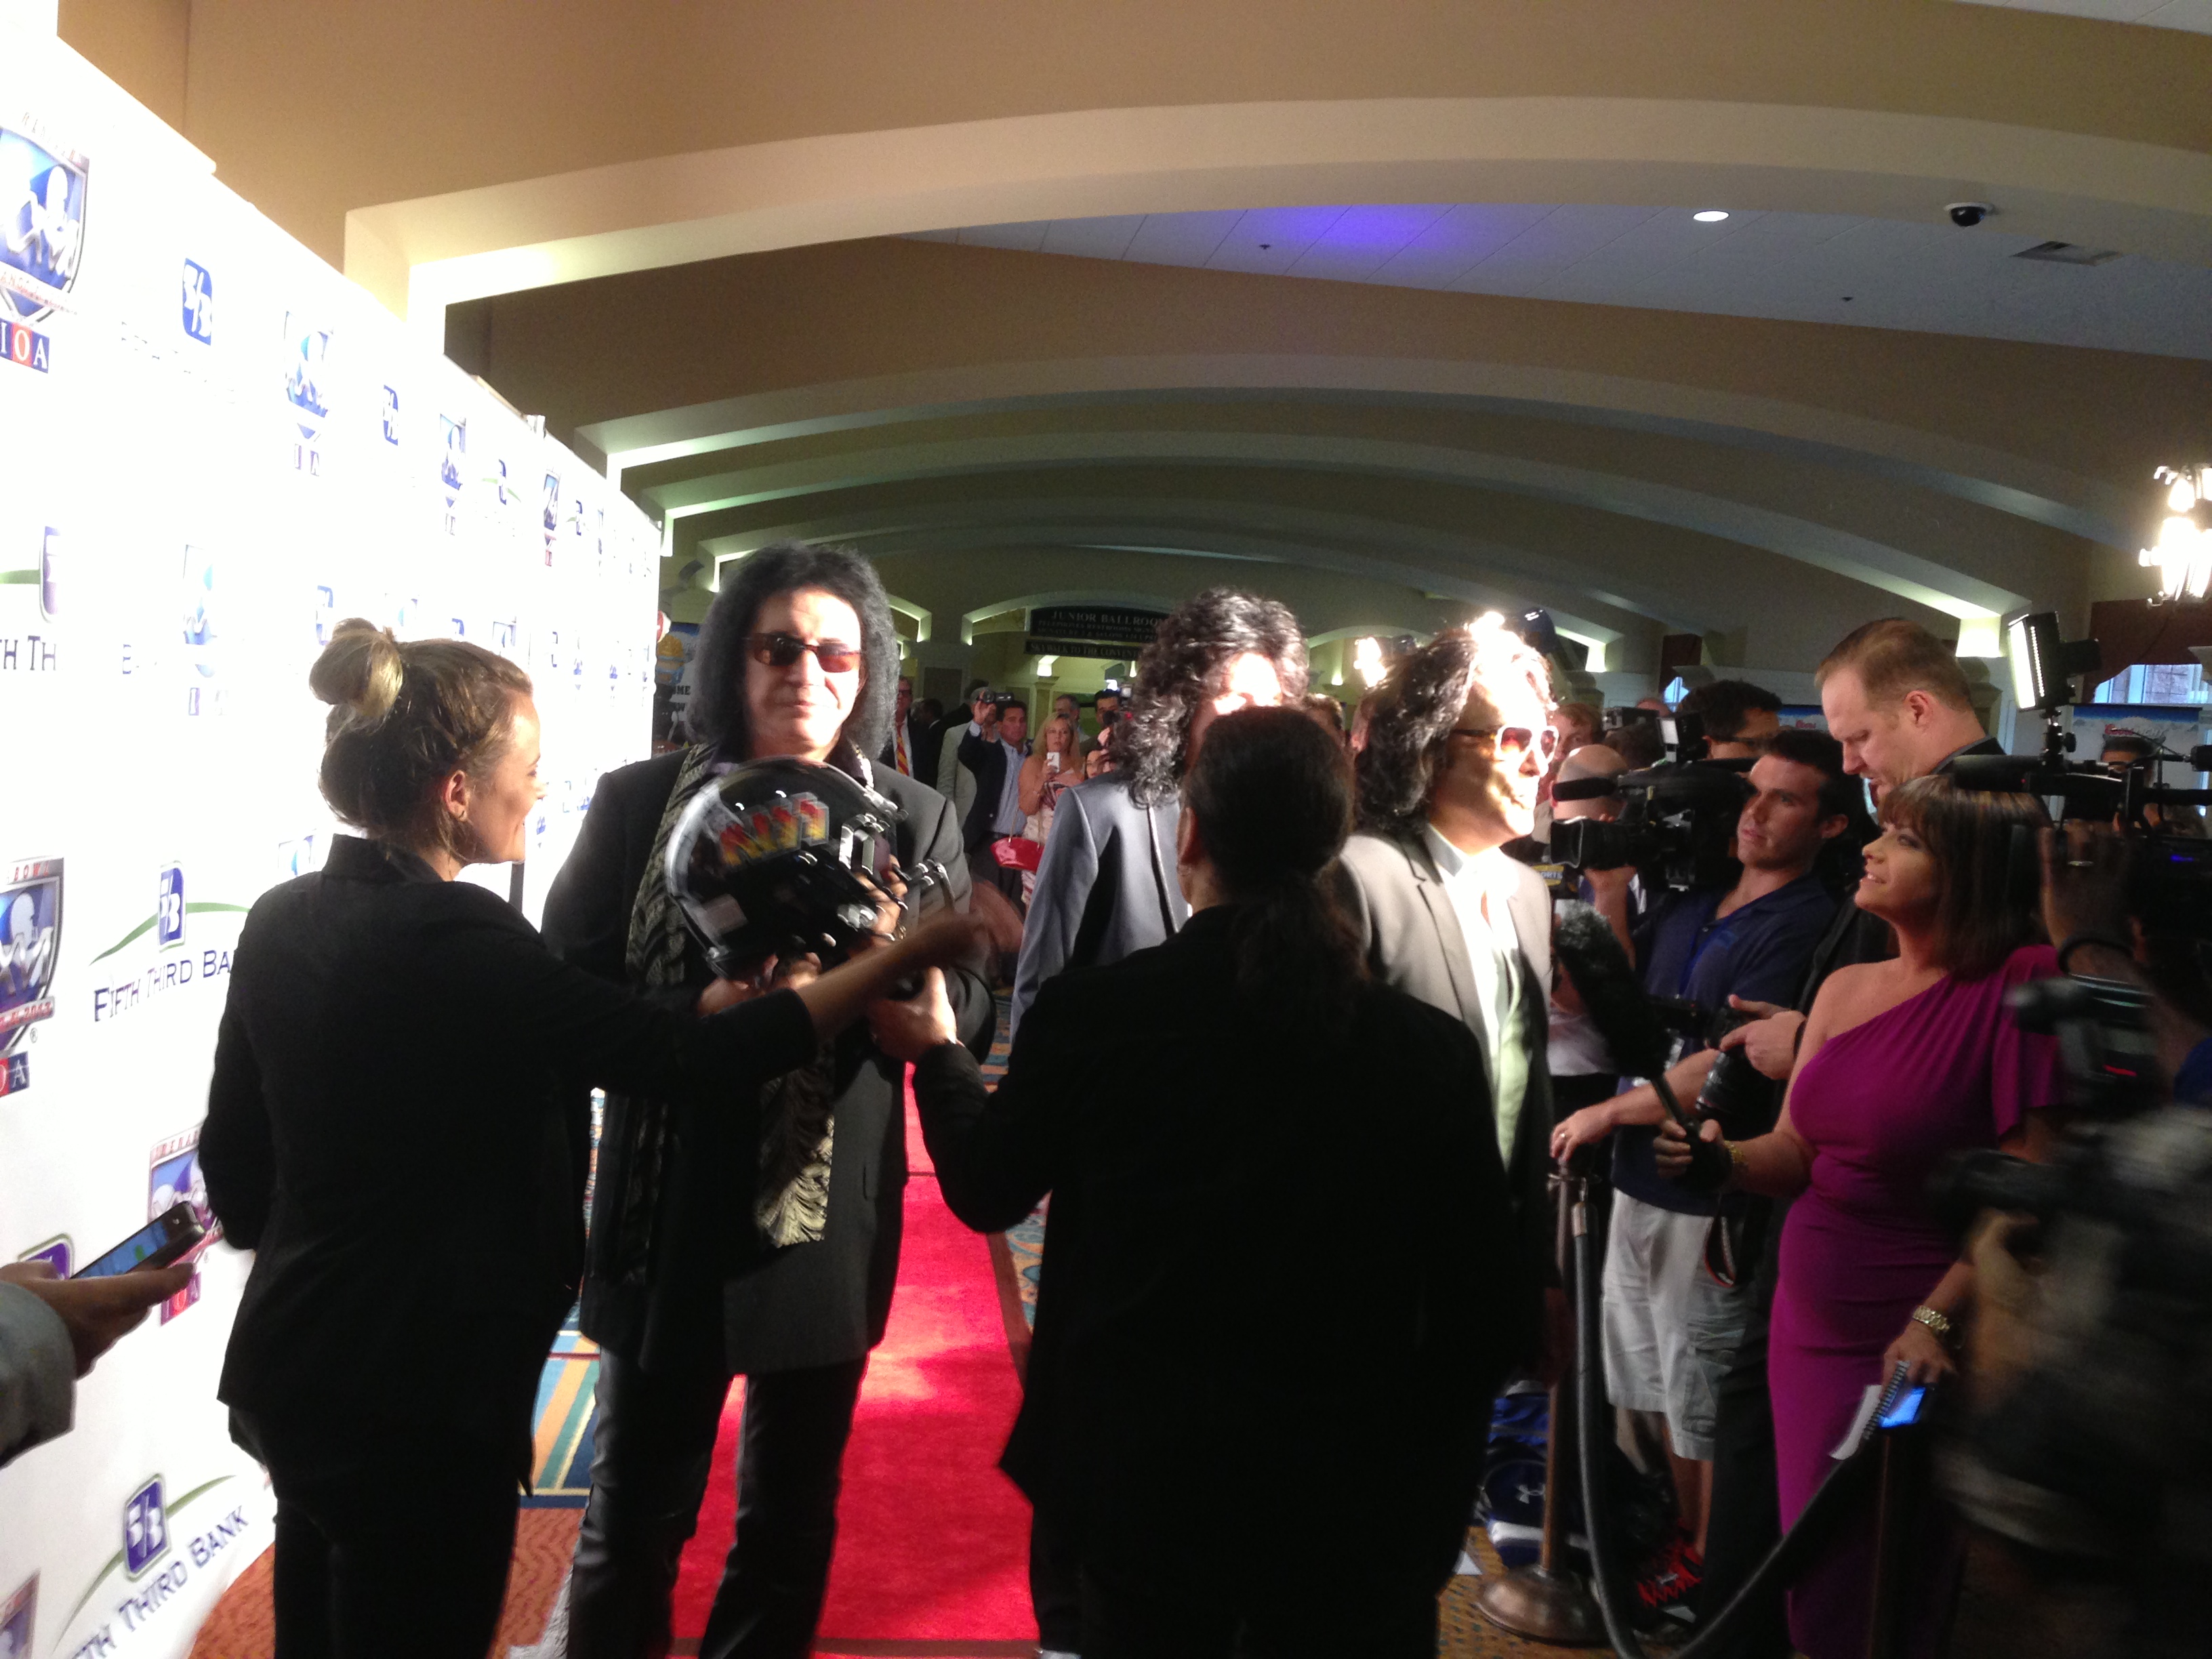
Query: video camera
1549 756 1750 891
1929 975 2212 1654
1948 609 2212 939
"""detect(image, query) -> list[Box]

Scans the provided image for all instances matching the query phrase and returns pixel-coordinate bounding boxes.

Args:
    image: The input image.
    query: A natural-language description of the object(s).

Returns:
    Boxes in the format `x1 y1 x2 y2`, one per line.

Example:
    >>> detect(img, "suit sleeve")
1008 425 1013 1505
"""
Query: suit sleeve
1010 787 1103 1036
910 975 1088 1232
426 897 818 1109
0 1283 73 1470
201 987 274 1251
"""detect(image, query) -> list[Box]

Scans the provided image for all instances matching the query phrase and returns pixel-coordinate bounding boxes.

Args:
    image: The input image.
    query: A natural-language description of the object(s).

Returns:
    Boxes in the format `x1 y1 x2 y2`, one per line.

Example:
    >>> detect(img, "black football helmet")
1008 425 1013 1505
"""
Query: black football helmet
664 756 948 977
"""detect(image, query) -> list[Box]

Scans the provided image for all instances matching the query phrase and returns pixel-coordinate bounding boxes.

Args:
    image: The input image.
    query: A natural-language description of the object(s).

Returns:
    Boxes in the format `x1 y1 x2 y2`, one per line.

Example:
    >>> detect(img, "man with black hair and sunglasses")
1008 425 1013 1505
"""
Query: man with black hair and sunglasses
541 541 992 1659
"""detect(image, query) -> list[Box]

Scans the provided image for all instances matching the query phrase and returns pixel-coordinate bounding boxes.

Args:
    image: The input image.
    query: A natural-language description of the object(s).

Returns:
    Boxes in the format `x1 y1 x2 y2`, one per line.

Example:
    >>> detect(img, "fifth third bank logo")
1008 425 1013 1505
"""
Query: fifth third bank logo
155 864 184 950
123 1477 167 1577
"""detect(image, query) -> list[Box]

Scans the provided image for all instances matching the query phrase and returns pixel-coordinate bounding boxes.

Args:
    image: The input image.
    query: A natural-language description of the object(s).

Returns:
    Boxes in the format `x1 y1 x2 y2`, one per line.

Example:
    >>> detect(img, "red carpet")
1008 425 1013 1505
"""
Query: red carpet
672 1084 1036 1647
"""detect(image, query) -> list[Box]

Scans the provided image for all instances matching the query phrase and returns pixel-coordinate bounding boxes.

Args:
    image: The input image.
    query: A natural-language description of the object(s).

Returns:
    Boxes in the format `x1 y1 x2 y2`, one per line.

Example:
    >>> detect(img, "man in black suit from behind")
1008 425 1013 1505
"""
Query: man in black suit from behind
544 540 992 1659
1002 587 1307 1658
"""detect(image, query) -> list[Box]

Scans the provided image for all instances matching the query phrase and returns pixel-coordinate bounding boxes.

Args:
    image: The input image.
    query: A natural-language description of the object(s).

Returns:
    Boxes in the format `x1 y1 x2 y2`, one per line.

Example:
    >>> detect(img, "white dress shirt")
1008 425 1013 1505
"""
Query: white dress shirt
1423 825 1525 1143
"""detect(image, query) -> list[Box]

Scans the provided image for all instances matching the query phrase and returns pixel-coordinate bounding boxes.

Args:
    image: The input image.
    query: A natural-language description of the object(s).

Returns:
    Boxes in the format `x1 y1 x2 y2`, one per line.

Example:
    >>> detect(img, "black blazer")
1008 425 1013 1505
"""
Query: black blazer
543 749 991 1376
1008 776 1187 1035
955 725 1025 854
201 836 815 1467
912 907 1539 1576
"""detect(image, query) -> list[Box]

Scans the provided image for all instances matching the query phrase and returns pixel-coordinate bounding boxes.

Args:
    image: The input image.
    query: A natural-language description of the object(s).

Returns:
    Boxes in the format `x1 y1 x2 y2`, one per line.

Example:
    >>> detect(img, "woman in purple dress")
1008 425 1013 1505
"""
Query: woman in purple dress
1662 776 2062 1659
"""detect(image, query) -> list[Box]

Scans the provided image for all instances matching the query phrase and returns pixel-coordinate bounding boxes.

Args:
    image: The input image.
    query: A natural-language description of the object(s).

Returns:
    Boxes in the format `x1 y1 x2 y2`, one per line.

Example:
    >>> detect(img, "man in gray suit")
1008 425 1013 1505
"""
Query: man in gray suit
1010 590 1308 1037
1336 618 1563 1341
1003 587 1307 1659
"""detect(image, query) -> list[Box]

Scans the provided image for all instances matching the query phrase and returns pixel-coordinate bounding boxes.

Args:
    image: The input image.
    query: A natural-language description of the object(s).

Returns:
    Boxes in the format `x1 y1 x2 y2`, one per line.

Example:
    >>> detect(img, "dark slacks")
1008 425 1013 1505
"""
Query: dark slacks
565 1349 867 1659
1028 1502 1084 1652
247 1412 519 1659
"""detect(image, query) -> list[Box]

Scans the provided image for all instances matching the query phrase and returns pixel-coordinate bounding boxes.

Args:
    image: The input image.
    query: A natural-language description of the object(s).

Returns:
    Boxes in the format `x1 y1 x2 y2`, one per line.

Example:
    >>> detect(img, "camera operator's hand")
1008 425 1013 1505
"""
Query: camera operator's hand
2039 824 2135 967
1721 998 1804 1082
1882 1315 1956 1389
972 695 998 729
866 966 960 1061
1653 1115 1721 1180
0 1259 197 1377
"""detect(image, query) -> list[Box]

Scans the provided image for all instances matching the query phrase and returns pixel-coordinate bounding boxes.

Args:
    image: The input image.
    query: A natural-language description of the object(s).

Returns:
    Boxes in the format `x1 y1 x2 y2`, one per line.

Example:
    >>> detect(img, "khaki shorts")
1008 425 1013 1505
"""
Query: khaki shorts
1600 1189 1749 1462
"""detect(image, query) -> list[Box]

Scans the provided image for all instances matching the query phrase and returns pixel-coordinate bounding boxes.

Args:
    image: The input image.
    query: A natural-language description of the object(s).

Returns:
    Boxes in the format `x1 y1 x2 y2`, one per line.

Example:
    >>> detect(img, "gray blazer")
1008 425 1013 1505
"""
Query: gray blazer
1010 775 1187 1034
0 1282 72 1468
1334 830 1557 1278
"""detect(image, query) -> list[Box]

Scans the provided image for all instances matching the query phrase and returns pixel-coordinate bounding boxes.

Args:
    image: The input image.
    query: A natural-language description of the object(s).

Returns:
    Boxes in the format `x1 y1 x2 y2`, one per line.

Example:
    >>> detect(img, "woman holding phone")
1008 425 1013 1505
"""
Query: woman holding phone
1017 711 1082 906
199 620 976 1659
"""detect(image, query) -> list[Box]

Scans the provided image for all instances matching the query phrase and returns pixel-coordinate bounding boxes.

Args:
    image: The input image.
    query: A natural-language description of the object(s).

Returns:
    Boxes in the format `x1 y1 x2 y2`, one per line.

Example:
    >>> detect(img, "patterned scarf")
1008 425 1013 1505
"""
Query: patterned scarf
623 743 840 1252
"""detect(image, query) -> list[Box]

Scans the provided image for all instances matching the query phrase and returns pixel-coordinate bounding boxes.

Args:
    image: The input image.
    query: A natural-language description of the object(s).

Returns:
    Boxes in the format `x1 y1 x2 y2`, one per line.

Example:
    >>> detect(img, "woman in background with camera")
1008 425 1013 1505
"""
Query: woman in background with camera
1660 775 2063 1659
1016 710 1081 907
201 620 976 1659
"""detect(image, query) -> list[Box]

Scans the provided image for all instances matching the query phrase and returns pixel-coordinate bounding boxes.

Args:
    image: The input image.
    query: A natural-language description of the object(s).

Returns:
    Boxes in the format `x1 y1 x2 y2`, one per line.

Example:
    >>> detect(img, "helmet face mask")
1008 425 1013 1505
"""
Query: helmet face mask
666 756 910 977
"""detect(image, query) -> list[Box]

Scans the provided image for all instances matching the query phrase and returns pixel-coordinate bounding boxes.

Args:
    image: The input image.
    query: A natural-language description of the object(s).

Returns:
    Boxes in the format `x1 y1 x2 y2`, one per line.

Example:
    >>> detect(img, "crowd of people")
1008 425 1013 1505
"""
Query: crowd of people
6 537 2211 1659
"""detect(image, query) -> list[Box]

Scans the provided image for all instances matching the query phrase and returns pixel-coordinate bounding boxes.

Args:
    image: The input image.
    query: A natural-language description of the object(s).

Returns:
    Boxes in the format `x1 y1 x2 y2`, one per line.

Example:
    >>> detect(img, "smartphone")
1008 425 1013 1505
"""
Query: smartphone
70 1203 206 1279
1878 1386 1928 1430
1047 750 1063 770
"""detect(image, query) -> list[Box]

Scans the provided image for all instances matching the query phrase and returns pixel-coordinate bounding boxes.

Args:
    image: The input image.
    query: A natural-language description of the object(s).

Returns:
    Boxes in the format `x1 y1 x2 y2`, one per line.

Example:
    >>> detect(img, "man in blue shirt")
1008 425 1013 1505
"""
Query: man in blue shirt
1551 730 1851 1625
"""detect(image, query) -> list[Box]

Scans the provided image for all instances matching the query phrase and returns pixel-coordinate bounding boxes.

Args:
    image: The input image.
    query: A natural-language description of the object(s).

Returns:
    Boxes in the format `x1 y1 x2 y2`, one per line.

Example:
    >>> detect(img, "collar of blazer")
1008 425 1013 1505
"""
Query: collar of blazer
1145 793 1190 930
1395 827 1552 1021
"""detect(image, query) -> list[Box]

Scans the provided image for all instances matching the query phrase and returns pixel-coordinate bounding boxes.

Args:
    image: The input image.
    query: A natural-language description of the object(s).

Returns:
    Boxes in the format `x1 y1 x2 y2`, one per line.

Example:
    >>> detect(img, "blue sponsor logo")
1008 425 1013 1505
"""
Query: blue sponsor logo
283 314 331 474
0 121 86 327
314 583 335 645
123 1478 167 1578
1 1053 28 1097
180 260 213 344
155 864 184 949
440 415 466 532
0 859 61 1069
40 525 57 621
0 317 49 373
381 384 399 445
182 546 217 712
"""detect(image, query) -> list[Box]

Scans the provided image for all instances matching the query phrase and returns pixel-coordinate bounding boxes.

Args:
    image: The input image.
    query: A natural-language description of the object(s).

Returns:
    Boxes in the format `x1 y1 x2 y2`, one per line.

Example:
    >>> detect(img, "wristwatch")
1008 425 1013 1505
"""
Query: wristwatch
1911 1305 1957 1347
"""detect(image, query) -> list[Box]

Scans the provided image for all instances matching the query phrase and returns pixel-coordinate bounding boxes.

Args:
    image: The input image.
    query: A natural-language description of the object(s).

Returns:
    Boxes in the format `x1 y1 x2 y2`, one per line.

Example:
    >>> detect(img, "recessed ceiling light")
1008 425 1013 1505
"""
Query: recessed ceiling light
1694 210 1729 223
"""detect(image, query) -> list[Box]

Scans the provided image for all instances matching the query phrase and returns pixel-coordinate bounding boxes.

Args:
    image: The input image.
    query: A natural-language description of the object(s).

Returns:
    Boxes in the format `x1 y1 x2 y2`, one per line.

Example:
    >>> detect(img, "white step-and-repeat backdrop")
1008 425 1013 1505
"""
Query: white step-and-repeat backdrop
0 27 657 1658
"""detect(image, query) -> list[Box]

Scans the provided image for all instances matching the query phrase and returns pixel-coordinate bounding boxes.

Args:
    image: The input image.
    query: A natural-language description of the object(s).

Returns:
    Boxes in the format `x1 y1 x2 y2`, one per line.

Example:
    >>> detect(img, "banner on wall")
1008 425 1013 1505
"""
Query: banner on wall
0 26 658 1656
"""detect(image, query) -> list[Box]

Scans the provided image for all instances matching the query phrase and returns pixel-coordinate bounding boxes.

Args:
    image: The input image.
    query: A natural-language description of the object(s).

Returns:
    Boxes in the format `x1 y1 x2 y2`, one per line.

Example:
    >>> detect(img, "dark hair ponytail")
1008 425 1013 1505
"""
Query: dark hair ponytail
1181 706 1366 1036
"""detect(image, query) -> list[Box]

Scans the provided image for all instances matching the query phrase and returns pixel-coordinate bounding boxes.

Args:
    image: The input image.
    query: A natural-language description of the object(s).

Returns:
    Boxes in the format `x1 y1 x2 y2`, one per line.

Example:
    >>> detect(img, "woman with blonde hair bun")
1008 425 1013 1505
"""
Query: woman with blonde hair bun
199 619 979 1659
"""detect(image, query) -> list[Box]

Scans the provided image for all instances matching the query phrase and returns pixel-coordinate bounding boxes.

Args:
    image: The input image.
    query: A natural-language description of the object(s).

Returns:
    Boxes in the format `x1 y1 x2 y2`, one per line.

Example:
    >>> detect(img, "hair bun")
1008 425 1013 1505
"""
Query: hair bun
309 619 404 722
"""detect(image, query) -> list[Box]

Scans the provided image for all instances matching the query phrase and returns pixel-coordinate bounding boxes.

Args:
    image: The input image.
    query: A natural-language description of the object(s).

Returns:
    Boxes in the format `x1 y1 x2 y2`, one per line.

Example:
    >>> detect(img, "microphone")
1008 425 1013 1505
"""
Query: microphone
1551 900 1687 1124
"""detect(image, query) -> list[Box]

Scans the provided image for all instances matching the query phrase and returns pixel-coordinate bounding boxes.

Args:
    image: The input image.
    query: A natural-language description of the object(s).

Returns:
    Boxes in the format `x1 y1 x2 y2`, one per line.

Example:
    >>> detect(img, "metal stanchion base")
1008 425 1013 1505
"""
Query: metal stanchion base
1475 1563 1607 1646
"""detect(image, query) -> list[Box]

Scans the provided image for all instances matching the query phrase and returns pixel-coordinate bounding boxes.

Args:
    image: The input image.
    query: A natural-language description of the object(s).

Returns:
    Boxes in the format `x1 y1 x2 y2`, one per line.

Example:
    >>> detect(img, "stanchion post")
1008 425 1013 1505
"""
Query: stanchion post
1476 1166 1606 1646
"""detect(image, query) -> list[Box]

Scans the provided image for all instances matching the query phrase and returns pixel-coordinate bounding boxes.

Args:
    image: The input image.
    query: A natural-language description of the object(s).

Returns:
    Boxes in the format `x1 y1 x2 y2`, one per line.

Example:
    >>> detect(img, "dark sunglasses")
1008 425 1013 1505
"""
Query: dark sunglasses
1451 724 1559 759
747 632 862 674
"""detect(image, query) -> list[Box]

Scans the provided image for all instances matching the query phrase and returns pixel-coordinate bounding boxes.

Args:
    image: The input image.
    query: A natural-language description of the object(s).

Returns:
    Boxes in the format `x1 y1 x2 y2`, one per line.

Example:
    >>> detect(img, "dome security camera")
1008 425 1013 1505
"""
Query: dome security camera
1948 202 1994 228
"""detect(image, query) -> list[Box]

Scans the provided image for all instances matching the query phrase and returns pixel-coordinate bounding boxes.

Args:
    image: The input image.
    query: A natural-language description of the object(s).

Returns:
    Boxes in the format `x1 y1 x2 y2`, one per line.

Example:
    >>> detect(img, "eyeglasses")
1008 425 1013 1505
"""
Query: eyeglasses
747 632 862 674
1451 725 1559 760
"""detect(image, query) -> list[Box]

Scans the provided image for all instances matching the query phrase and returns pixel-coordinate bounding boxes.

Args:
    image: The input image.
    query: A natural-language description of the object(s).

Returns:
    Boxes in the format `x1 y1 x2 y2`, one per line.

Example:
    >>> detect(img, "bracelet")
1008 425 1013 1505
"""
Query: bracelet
1727 1139 1750 1178
2055 932 2133 976
1911 1305 1957 1348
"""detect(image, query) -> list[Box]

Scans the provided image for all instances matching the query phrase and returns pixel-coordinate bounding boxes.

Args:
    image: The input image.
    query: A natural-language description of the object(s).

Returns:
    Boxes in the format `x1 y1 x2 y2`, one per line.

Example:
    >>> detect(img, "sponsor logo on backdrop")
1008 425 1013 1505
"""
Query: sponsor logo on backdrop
0 114 86 373
0 525 59 673
440 414 466 532
283 313 331 474
181 544 220 715
278 833 321 880
123 1479 169 1578
1 1572 35 1659
314 582 335 645
16 1236 70 1275
156 863 185 950
180 259 213 344
542 471 560 565
0 859 61 1097
381 384 399 445
89 861 245 1024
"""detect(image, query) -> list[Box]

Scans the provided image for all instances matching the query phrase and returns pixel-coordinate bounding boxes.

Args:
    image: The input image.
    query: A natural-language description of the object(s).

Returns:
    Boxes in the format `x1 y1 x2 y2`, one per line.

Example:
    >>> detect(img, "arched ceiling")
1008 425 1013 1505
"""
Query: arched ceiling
58 0 2212 684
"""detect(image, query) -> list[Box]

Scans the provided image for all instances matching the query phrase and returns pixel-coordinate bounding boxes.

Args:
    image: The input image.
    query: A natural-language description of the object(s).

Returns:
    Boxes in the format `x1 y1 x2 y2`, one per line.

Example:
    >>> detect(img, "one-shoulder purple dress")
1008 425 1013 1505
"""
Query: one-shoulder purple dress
1769 945 2062 1659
